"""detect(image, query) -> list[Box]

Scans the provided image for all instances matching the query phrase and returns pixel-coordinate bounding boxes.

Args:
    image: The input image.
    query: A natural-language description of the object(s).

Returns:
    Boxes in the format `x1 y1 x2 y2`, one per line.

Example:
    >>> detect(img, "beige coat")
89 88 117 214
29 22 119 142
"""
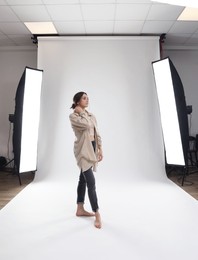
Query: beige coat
69 110 102 172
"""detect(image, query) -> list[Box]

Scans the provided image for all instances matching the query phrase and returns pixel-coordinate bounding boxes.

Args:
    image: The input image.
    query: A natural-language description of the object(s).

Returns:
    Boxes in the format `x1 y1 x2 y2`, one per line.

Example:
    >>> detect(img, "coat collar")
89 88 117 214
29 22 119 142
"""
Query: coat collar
85 109 93 116
73 109 93 117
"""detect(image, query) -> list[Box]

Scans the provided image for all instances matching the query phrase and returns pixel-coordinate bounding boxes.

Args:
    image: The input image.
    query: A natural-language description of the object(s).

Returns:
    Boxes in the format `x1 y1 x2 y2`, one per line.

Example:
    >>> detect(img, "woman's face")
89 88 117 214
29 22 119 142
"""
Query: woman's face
78 94 89 108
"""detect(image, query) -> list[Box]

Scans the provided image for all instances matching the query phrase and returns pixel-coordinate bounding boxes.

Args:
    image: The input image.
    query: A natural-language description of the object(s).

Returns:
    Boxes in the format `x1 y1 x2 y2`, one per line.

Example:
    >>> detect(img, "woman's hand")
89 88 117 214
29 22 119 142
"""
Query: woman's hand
74 106 83 114
98 148 103 162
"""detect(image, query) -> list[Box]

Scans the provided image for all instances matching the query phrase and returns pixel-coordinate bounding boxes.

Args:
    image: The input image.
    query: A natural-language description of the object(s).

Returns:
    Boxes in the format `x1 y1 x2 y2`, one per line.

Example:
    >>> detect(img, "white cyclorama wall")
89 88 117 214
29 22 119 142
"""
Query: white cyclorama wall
164 49 198 136
37 36 164 182
0 47 37 159
2 37 198 260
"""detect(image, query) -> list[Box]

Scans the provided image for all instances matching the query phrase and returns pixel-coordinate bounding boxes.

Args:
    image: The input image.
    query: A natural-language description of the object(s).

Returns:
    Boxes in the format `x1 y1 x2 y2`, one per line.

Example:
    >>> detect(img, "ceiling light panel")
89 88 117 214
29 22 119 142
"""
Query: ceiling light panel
178 7 198 21
24 22 57 34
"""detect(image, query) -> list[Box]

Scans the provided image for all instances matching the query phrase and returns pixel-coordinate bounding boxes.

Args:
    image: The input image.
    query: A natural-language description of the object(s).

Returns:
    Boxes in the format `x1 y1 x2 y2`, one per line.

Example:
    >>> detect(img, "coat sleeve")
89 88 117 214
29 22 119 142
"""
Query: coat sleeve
96 131 102 148
92 115 102 148
69 112 90 131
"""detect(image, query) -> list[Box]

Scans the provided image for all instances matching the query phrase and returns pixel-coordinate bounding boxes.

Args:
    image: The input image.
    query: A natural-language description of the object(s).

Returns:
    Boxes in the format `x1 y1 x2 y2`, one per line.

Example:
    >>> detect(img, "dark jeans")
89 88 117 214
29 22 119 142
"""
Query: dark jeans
76 141 99 212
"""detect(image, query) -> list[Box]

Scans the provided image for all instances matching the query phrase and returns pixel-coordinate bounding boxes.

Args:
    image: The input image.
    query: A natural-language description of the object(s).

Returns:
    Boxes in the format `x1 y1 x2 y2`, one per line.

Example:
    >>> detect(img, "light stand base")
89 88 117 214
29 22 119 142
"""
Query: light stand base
2 159 22 186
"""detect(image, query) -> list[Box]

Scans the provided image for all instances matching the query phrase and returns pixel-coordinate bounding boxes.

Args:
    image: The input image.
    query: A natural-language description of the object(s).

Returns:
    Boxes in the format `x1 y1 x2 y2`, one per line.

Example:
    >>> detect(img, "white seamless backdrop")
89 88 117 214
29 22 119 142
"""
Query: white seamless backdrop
37 36 164 182
1 36 198 260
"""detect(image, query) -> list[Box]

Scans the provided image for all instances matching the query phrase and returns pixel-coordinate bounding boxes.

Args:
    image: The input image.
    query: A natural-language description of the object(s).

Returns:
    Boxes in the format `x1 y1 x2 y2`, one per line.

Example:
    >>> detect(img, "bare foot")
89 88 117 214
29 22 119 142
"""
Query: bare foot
94 212 102 229
76 209 95 217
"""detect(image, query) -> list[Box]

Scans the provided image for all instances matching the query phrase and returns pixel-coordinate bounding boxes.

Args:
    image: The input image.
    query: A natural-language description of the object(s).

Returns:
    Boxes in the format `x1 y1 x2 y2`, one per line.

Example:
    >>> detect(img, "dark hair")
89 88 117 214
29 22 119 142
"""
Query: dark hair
70 91 87 109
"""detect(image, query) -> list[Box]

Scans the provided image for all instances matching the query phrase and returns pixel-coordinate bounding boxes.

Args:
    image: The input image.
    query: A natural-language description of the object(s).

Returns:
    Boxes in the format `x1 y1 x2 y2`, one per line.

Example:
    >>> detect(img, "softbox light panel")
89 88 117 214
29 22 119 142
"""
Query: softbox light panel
152 57 189 166
13 67 43 173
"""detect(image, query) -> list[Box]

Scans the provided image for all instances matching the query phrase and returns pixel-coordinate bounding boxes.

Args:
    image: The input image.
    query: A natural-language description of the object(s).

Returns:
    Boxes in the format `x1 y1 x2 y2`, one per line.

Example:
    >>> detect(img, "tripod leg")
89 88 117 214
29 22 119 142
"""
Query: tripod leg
195 151 198 167
17 172 22 186
3 158 14 168
182 166 188 186
189 152 193 166
13 164 22 186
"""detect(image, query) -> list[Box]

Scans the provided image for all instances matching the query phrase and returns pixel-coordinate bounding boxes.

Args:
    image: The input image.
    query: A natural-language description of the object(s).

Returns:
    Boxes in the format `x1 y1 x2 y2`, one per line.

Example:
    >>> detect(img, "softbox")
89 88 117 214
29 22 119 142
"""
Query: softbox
152 57 189 166
13 67 43 173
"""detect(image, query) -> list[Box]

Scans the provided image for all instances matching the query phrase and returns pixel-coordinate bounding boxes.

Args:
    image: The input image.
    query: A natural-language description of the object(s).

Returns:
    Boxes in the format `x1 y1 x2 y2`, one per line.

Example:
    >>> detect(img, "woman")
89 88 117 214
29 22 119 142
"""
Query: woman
69 92 103 229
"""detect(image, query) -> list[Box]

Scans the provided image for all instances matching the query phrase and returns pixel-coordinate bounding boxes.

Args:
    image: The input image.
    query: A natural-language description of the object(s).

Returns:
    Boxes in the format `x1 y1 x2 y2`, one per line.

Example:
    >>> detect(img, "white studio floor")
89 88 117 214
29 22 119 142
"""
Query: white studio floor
0 172 198 260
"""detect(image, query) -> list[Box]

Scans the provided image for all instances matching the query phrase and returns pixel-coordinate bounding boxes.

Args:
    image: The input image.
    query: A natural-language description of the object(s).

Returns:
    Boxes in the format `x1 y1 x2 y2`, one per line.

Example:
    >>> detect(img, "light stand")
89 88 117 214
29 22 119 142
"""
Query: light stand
186 106 198 176
3 158 22 185
1 114 22 185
